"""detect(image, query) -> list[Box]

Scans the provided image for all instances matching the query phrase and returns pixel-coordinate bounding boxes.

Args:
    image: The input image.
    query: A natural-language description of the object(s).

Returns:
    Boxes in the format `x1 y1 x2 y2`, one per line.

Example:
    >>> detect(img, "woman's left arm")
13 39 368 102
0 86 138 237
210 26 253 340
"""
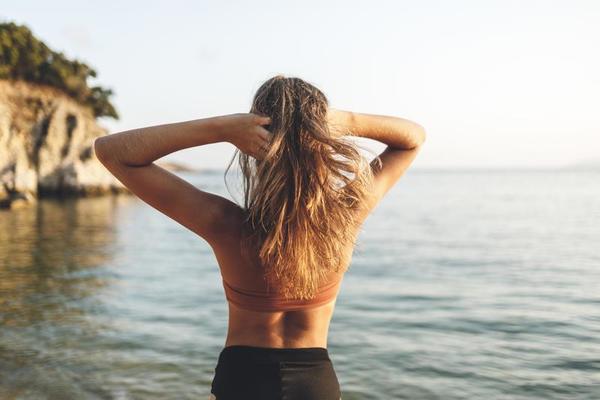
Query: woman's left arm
93 113 271 245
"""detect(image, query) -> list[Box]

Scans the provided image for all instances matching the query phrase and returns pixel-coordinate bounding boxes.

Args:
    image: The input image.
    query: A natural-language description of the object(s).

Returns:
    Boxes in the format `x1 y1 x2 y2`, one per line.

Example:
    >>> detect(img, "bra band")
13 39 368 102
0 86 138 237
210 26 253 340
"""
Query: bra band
222 276 342 312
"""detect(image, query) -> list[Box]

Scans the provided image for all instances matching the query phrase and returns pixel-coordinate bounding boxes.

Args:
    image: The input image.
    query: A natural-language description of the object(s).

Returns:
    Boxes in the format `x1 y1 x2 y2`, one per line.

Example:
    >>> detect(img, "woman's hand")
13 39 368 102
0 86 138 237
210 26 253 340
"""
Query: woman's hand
222 113 272 159
327 108 354 138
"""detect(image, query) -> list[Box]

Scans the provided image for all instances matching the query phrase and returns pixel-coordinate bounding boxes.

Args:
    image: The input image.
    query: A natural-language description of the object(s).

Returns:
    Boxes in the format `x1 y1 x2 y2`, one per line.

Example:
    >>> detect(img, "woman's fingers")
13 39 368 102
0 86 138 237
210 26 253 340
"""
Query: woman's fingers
244 121 271 159
257 115 271 126
257 130 271 151
252 142 270 160
259 135 270 148
258 128 271 142
257 145 268 159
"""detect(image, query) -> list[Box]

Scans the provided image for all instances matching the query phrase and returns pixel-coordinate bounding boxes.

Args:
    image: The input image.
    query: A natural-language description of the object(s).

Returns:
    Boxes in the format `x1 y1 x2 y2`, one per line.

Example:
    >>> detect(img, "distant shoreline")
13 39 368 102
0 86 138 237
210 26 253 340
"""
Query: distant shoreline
157 164 600 174
155 161 200 172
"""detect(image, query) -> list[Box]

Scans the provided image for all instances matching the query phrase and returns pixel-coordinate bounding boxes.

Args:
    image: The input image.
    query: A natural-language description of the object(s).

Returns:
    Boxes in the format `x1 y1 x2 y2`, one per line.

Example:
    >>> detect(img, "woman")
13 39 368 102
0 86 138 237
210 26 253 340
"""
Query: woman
94 75 426 400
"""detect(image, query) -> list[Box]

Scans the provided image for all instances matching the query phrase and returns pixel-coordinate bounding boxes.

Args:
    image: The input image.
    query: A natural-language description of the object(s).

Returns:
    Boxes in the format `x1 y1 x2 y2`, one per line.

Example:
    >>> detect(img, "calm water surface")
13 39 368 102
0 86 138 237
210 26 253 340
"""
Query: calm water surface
1 169 599 399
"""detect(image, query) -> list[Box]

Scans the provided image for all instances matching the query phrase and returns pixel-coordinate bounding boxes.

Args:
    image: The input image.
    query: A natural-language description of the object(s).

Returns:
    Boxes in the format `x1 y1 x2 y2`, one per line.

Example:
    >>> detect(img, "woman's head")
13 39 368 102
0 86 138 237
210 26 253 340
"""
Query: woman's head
249 75 328 149
226 74 374 299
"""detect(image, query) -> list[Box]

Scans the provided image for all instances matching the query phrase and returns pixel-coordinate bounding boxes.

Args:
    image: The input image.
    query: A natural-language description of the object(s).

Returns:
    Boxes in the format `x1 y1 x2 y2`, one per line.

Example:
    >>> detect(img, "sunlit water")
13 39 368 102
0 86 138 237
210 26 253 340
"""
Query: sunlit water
1 169 599 399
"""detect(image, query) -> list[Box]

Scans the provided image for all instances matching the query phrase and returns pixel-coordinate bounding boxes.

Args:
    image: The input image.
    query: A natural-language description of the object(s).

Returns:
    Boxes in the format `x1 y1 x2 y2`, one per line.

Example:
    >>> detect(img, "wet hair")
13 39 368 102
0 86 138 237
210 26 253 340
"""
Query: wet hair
225 74 374 300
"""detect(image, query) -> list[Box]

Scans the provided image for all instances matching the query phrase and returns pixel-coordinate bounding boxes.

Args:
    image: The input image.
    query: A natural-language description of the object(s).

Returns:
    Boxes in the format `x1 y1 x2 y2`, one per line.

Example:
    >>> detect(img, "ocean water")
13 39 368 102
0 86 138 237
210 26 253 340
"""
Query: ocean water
0 169 599 399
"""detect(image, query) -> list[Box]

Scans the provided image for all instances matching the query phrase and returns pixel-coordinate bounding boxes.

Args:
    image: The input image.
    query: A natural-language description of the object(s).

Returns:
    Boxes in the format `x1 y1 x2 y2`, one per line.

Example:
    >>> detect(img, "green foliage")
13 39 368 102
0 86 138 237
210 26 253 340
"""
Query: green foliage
0 21 119 119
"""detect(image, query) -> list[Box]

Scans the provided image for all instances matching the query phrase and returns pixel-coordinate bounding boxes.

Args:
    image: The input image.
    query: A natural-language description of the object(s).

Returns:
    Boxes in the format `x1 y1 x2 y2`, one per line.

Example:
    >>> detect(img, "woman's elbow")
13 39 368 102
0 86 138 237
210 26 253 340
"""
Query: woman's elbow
93 137 112 163
412 124 427 148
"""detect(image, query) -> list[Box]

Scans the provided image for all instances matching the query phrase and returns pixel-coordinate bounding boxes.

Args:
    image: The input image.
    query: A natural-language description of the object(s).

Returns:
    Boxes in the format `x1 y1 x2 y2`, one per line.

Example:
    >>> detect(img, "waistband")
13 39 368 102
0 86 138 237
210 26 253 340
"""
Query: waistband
218 345 331 364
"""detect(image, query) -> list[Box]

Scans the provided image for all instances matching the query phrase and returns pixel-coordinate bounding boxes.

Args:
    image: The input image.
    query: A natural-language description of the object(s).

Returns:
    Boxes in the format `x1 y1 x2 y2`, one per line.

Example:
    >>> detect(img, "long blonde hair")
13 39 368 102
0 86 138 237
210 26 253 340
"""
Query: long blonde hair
225 75 375 300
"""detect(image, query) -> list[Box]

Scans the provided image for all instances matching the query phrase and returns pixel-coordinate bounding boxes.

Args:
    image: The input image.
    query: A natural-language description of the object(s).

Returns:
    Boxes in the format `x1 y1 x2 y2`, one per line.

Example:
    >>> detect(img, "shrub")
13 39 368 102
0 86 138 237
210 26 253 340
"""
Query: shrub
0 21 119 119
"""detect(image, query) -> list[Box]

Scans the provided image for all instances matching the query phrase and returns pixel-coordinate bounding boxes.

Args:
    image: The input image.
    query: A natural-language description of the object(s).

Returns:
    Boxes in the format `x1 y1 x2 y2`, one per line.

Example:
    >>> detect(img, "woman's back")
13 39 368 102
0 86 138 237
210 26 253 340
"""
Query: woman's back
211 202 359 349
211 97 426 351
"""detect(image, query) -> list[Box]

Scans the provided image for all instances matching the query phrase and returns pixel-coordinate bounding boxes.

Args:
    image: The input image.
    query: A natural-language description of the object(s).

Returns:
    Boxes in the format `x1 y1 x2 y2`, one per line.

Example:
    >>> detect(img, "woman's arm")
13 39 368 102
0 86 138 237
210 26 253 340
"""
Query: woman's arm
94 113 271 167
93 113 271 244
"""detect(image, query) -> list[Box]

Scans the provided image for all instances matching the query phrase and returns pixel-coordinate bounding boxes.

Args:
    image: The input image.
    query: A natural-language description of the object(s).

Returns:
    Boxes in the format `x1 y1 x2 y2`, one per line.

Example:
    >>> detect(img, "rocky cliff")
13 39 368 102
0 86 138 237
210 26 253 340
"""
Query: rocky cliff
0 79 128 209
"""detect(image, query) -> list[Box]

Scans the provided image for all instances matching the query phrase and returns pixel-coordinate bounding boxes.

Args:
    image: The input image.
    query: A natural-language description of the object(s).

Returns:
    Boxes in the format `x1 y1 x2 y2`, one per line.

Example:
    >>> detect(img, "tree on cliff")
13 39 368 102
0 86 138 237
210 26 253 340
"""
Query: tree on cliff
0 21 119 120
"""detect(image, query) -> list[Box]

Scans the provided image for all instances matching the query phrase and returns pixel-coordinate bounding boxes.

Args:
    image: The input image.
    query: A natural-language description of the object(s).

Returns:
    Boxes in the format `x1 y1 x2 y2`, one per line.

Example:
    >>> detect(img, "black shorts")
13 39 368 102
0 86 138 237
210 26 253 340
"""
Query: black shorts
209 345 342 400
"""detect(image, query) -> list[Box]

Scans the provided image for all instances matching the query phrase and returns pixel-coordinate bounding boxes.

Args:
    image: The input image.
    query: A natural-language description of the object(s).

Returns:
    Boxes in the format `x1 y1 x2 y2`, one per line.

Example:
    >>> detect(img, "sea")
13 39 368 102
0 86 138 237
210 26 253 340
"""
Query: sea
1 169 599 399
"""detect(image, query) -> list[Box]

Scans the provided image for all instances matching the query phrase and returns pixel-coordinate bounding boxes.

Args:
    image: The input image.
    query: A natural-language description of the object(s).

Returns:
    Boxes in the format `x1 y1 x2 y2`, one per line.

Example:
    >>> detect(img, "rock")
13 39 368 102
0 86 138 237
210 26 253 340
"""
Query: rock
0 191 36 210
0 79 130 208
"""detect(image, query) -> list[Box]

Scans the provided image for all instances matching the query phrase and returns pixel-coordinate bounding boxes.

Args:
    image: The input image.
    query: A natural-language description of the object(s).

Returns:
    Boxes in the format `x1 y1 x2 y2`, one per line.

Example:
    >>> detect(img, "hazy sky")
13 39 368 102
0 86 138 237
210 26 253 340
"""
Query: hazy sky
3 0 599 169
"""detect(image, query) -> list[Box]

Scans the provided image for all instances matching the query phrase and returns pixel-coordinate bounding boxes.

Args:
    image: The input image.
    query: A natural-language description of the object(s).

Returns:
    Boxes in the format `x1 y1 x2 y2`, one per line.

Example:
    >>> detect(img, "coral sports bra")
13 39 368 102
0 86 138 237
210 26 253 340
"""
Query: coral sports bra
222 275 343 312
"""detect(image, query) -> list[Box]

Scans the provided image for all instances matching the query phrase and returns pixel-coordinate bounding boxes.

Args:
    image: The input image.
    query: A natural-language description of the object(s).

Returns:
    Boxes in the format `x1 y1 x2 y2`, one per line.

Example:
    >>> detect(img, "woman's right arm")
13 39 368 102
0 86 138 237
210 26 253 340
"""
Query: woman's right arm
328 108 427 214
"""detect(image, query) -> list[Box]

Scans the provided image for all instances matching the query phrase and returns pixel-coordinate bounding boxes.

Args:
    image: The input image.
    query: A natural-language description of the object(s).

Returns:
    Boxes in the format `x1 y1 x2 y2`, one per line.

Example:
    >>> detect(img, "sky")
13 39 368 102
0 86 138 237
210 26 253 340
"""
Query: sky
2 0 599 170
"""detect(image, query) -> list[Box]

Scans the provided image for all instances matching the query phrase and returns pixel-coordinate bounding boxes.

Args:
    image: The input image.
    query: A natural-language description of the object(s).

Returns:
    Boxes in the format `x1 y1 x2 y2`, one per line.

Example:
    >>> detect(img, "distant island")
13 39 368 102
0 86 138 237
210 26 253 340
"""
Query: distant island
155 161 200 172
